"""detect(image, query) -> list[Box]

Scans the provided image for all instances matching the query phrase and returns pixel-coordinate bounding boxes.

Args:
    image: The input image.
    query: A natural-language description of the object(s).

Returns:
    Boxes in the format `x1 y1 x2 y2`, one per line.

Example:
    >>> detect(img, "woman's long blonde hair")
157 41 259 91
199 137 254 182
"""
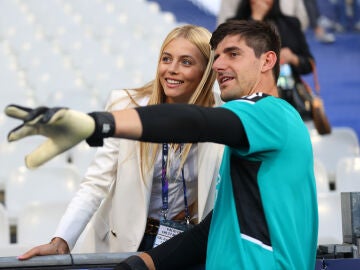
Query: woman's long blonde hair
111 25 216 181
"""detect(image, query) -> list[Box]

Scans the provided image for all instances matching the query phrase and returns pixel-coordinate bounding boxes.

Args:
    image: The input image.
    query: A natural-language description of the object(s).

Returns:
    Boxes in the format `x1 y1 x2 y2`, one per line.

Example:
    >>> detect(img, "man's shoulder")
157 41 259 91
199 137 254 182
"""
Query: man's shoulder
231 93 271 104
224 93 287 115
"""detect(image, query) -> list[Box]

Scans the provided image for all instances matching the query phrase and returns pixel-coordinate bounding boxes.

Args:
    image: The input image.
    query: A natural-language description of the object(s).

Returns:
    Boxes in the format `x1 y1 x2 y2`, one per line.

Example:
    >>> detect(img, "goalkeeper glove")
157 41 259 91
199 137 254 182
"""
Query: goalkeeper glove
5 104 115 168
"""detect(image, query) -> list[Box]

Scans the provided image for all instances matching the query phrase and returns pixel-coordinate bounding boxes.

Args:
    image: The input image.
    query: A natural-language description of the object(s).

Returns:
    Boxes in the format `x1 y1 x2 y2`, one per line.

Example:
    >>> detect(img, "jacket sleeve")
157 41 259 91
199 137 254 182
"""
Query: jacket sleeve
53 90 134 249
277 16 314 76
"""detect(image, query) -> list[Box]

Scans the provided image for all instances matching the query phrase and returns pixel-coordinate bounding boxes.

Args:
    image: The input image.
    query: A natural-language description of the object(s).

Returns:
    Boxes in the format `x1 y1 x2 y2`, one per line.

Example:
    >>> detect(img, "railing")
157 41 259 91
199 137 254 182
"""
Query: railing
2 253 360 269
0 252 136 269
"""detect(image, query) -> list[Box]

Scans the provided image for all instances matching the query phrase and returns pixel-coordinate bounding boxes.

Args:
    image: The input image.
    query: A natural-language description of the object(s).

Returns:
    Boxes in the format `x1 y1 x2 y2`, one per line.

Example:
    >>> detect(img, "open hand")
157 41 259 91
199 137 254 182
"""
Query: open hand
5 104 95 168
18 237 70 260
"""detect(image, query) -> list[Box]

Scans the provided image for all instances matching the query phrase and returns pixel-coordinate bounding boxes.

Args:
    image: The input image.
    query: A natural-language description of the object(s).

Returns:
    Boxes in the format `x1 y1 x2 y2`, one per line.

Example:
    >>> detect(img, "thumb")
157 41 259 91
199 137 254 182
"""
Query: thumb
7 123 40 142
25 139 68 169
25 109 96 168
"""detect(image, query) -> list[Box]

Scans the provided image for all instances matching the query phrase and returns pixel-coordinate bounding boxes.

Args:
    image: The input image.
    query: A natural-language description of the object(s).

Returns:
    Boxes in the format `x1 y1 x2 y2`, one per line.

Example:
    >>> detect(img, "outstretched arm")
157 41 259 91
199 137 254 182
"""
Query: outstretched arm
5 103 247 168
134 104 246 147
103 103 246 147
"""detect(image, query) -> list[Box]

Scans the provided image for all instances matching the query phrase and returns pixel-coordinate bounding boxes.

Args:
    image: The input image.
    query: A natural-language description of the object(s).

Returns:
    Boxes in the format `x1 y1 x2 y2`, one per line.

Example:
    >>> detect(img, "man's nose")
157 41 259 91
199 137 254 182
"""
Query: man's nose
212 56 225 72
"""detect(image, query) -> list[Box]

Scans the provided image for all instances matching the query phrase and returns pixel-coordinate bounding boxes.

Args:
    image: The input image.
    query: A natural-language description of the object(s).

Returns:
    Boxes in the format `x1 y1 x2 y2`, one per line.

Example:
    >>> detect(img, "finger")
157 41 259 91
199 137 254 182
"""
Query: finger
18 248 39 260
5 105 50 125
25 108 66 126
24 106 49 122
25 138 75 168
7 124 38 142
17 244 49 260
41 107 67 123
8 109 68 142
4 104 33 120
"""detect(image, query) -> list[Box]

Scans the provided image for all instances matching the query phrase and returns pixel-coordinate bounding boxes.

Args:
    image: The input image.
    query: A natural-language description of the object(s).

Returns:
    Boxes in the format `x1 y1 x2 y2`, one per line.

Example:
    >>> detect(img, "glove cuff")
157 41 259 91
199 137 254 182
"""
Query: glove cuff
115 255 148 270
86 112 115 147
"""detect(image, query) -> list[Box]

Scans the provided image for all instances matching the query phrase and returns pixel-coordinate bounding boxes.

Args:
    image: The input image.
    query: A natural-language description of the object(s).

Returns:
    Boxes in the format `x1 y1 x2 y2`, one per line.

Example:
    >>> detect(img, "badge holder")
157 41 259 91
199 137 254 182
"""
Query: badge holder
153 143 194 248
153 218 194 248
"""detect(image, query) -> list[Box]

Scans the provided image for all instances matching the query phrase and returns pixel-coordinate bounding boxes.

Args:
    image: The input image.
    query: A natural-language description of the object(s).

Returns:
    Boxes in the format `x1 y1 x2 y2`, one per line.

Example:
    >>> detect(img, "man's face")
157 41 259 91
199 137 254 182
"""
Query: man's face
212 35 264 101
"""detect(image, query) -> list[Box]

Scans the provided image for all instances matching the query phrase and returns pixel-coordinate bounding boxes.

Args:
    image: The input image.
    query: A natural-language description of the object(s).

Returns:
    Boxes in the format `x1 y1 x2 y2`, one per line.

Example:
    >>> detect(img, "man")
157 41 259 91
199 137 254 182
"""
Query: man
5 20 318 269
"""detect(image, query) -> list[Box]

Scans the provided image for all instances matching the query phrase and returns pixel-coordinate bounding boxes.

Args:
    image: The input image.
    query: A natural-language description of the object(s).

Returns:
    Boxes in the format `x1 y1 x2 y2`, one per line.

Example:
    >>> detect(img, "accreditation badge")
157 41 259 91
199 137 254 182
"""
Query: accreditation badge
153 219 194 248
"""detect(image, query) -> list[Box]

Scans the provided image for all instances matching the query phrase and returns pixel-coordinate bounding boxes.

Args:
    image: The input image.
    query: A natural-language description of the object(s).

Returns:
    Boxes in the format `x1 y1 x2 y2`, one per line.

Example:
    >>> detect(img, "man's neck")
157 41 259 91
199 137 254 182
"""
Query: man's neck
249 82 278 97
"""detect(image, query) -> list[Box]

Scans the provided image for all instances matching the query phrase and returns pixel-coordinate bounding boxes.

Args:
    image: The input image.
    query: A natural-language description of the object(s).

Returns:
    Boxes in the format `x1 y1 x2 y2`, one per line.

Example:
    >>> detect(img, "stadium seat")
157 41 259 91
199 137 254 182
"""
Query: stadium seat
310 127 360 185
17 201 68 245
317 192 343 245
67 141 98 176
336 156 360 193
0 203 10 245
314 158 330 193
5 164 81 221
0 137 71 197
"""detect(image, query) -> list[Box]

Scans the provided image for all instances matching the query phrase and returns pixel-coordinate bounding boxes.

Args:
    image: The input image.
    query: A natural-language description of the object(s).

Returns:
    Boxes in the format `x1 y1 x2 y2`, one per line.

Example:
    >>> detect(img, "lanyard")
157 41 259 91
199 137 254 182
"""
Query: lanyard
161 143 191 224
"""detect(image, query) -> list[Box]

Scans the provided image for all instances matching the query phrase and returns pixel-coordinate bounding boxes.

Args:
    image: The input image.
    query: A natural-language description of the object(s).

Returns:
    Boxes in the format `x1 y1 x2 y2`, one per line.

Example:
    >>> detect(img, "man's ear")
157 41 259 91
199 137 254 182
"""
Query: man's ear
261 51 277 72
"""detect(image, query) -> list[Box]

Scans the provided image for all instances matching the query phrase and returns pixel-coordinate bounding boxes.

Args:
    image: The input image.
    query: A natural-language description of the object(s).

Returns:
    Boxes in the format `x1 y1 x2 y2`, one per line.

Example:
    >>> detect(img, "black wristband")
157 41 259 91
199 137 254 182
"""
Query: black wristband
115 255 148 270
86 112 115 147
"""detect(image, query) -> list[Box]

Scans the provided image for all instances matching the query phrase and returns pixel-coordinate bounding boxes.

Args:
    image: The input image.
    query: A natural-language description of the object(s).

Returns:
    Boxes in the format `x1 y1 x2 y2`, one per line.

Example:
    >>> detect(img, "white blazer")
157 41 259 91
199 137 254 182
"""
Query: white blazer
54 89 224 253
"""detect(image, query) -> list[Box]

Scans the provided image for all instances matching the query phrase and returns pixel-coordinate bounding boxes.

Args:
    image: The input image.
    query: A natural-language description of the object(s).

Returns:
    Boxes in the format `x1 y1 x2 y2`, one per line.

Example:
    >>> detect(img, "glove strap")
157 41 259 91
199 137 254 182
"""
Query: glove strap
115 255 148 270
86 112 115 147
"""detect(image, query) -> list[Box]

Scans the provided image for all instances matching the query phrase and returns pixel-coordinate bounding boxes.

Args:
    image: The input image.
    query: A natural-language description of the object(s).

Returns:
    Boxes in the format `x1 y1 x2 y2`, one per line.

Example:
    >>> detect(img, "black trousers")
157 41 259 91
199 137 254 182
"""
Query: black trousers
138 233 156 252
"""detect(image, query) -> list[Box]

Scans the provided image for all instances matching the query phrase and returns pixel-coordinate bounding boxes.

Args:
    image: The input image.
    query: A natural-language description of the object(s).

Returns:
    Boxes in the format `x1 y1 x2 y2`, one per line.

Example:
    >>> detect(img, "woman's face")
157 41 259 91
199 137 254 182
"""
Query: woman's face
250 0 274 14
158 37 207 104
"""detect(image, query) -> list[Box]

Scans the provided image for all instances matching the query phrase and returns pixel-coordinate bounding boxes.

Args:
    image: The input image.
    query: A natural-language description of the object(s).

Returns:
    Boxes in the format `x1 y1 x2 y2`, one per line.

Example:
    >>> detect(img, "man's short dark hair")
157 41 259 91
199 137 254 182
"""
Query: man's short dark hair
210 20 281 80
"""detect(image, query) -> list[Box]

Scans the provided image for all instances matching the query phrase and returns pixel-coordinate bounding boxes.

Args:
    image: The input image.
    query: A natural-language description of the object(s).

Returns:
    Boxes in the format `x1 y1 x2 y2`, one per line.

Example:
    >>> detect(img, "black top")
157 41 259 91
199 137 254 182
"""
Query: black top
230 8 314 82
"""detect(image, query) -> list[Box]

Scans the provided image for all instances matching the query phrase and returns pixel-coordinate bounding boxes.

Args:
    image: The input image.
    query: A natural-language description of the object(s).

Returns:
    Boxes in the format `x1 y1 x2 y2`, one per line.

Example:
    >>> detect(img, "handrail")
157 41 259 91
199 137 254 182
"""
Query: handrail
0 252 137 269
3 253 360 270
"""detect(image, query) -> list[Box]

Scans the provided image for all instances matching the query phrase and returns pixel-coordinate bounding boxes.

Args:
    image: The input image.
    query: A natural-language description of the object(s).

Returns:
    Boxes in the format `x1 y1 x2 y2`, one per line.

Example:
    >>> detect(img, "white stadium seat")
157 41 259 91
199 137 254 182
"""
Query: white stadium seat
5 165 80 220
17 202 69 245
317 192 343 245
336 156 360 193
0 204 10 245
310 127 360 185
314 158 330 193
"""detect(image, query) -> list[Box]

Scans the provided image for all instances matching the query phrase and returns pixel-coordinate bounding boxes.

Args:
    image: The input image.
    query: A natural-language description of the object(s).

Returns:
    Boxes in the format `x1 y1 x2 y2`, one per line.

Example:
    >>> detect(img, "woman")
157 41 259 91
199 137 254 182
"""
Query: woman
232 0 314 75
231 0 315 119
18 24 224 259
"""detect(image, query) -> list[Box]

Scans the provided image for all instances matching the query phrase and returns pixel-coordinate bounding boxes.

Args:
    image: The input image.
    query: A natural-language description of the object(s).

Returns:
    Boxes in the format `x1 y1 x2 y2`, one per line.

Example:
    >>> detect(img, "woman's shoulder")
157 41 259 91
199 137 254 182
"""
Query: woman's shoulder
275 15 303 40
105 89 149 111
106 89 137 101
278 15 302 29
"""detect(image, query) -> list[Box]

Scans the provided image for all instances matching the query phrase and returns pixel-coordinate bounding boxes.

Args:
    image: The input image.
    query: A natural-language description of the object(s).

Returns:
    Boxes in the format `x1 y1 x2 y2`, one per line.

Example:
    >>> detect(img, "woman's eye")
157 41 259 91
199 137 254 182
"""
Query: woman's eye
161 56 171 63
182 59 192 65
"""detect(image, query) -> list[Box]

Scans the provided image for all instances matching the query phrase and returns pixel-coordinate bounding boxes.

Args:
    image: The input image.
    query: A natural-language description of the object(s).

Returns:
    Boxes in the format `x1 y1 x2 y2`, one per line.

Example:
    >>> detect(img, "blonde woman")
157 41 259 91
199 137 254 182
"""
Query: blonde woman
18 24 224 259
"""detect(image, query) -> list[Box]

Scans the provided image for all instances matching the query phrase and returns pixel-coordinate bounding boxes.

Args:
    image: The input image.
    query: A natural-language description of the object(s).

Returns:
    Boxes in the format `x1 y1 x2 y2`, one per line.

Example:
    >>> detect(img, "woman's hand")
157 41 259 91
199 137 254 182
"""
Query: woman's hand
18 237 70 260
280 47 299 66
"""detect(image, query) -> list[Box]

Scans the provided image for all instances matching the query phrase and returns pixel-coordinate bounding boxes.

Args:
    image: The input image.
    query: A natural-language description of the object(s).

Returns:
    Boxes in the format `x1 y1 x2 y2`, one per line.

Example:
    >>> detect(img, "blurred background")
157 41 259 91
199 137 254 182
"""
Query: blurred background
0 0 359 263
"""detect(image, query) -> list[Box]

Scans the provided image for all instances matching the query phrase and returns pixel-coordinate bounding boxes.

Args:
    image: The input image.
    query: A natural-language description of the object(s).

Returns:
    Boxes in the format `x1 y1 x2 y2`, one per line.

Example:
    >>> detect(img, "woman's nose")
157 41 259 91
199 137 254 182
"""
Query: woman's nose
168 62 179 74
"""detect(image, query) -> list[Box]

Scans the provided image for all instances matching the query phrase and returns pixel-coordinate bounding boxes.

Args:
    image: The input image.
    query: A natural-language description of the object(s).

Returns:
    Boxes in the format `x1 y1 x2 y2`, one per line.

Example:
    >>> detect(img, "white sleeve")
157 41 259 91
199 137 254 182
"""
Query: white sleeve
53 89 138 249
54 138 120 249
